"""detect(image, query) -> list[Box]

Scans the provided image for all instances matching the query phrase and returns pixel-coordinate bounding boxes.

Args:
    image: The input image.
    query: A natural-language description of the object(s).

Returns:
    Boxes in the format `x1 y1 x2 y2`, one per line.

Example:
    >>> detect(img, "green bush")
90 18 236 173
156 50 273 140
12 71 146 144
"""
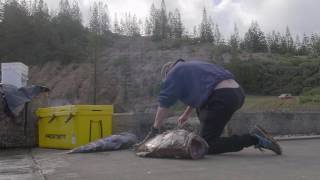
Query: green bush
302 87 320 96
299 95 320 104
299 87 320 104
225 56 320 95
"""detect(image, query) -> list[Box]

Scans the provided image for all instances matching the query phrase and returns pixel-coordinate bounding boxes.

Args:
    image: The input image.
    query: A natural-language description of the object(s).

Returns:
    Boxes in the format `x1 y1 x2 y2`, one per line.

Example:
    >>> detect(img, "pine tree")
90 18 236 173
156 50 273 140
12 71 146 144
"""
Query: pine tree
31 0 38 15
144 17 152 36
20 0 30 15
266 30 281 54
147 0 171 40
32 0 49 19
131 15 140 36
168 8 183 39
193 25 198 38
89 2 99 34
37 0 44 13
71 0 81 22
200 7 213 43
214 24 222 45
149 3 161 40
173 8 183 39
310 33 320 56
89 0 111 103
120 13 140 37
285 26 295 54
30 0 51 63
298 33 310 55
138 18 143 36
229 23 240 50
295 34 300 51
0 0 88 65
167 11 173 38
113 13 121 34
279 33 287 54
89 1 110 35
159 0 168 39
98 1 110 34
120 13 129 36
243 21 268 52
119 18 125 35
0 1 4 22
0 0 33 62
59 0 70 16
53 0 88 63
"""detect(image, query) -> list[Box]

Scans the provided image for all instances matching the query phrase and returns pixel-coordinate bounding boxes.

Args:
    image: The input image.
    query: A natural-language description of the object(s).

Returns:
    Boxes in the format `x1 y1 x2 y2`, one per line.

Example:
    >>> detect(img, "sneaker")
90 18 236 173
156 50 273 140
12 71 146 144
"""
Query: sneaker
251 125 282 155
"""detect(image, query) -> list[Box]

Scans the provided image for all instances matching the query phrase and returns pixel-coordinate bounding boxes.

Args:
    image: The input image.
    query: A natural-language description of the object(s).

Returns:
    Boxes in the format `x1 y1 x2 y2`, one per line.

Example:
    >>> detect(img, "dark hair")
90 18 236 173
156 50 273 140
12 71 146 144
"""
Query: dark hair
173 59 185 66
161 59 185 81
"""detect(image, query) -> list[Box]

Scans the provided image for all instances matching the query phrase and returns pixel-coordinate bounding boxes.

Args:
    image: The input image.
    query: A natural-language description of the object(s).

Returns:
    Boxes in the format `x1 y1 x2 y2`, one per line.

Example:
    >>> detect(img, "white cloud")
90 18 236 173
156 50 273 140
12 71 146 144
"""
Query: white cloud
44 0 320 38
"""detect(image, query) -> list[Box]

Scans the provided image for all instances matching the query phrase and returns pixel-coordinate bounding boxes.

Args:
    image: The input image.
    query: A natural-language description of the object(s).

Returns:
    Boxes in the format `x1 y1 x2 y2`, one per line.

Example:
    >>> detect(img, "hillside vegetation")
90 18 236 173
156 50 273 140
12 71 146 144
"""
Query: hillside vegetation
28 36 320 112
1 0 320 112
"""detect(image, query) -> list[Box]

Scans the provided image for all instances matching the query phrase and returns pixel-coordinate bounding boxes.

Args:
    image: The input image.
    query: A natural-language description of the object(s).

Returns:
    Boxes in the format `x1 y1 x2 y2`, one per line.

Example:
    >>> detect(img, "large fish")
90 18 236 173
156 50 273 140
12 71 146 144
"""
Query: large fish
135 129 209 159
68 132 138 153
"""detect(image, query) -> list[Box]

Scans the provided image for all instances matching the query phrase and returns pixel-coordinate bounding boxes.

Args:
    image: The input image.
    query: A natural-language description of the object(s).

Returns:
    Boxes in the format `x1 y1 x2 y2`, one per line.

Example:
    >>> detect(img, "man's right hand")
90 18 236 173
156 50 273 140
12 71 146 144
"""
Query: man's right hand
135 126 160 150
142 126 160 143
134 106 167 150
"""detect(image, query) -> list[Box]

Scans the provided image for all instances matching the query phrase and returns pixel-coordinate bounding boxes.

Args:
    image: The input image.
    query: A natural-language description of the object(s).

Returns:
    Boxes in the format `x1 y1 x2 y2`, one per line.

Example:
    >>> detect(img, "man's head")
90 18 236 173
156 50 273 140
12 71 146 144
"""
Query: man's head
161 59 185 81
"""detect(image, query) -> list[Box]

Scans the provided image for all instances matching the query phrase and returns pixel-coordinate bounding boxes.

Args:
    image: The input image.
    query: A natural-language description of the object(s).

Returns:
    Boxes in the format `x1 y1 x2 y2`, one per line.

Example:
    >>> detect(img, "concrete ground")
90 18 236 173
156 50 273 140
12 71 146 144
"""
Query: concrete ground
1 139 320 180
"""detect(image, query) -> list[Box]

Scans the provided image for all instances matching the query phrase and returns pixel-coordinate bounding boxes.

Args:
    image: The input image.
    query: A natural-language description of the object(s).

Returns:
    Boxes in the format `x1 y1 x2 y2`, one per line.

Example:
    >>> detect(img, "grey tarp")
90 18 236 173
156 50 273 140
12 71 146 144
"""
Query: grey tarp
0 84 49 119
68 132 138 153
0 84 49 148
135 129 209 159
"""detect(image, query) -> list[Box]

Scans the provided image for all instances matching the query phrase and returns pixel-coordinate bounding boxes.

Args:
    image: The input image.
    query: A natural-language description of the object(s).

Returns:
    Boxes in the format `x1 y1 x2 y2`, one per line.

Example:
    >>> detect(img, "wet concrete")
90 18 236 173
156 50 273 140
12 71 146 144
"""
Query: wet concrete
0 149 43 180
1 139 319 180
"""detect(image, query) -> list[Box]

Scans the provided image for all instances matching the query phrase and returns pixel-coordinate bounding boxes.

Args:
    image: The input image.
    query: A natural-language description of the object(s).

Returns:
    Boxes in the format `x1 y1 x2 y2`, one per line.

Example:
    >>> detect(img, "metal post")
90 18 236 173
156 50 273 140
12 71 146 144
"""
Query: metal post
93 41 97 105
93 35 98 105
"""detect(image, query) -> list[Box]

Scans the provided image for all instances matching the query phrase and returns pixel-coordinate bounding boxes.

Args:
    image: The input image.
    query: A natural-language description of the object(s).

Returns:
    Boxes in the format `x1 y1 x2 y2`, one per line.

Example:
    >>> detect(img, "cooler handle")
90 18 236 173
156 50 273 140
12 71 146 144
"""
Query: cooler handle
91 110 102 111
48 115 56 123
65 113 74 124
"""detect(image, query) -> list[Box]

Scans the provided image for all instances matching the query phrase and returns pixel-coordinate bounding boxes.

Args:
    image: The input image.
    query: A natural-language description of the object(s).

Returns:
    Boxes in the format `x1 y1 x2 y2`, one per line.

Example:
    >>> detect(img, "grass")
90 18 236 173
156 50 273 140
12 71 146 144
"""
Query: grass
241 96 320 112
169 95 320 115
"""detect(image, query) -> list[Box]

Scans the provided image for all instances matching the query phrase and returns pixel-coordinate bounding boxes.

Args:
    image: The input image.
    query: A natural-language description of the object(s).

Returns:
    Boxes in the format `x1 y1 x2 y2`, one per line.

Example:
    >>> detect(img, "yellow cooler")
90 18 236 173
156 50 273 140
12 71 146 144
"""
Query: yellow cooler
36 105 113 149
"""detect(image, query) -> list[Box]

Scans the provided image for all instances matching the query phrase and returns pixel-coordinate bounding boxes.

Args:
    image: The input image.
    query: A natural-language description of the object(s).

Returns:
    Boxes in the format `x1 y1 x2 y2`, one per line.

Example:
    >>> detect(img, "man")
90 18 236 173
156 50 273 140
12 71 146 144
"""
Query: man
143 59 282 155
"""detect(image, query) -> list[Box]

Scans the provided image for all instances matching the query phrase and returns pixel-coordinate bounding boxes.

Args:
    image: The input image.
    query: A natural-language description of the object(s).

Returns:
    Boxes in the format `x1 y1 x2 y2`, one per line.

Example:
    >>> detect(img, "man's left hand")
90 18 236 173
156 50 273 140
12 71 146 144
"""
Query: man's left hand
177 115 189 126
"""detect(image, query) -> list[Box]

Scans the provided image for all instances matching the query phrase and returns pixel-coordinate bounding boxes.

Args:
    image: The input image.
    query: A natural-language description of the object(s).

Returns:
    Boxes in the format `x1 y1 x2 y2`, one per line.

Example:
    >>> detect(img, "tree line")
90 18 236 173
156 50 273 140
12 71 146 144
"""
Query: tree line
1 0 320 65
0 0 88 64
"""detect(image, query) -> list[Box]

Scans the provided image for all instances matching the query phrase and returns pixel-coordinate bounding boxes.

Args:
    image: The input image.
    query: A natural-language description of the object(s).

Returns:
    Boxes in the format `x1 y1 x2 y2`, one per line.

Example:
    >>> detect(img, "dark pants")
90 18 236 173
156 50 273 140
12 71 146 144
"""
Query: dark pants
197 88 258 154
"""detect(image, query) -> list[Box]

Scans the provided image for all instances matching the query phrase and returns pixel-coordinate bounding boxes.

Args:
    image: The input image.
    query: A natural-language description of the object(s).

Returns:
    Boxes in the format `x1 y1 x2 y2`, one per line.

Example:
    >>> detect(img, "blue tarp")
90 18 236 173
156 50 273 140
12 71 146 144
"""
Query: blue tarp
0 84 49 118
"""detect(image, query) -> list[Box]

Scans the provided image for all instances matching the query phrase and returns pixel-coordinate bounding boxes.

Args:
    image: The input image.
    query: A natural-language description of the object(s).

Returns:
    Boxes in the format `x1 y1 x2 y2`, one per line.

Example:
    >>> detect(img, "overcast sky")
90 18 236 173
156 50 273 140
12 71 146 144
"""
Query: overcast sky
44 0 320 38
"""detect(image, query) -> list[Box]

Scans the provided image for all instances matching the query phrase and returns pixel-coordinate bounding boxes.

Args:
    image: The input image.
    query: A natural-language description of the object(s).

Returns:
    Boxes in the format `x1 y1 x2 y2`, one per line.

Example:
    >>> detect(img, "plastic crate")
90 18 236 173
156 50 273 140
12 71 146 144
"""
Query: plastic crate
36 105 113 149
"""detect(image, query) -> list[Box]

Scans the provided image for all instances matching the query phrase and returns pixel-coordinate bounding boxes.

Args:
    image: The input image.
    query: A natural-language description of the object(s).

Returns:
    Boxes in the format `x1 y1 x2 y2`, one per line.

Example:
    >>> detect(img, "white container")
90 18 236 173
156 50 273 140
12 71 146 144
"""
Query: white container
1 62 29 88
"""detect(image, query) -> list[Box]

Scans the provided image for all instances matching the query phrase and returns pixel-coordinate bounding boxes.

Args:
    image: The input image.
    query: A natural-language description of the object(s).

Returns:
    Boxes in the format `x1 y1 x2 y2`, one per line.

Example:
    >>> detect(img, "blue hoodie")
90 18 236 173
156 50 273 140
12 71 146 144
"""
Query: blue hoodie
158 60 234 108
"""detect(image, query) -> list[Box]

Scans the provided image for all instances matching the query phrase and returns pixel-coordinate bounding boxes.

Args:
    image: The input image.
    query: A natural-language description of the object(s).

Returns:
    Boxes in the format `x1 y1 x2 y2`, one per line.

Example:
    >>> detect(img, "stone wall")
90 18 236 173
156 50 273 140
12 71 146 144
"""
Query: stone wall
0 95 46 148
0 105 37 148
229 112 320 135
112 112 320 138
112 113 154 140
2 109 320 148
